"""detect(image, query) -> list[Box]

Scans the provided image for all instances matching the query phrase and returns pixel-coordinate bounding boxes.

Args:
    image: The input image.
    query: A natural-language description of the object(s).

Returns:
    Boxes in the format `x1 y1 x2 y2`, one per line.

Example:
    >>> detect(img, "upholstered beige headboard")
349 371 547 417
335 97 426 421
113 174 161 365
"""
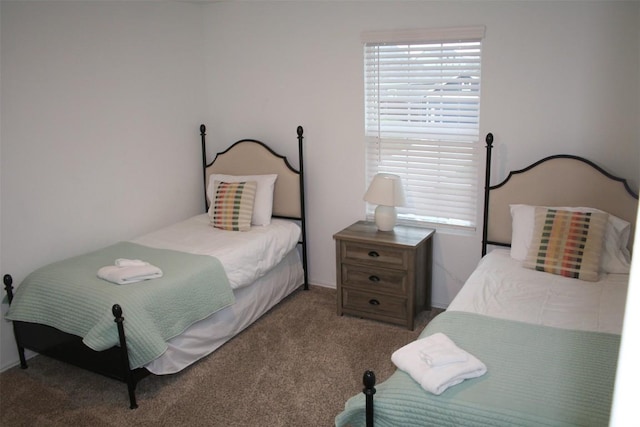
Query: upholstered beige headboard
205 140 302 219
483 134 638 254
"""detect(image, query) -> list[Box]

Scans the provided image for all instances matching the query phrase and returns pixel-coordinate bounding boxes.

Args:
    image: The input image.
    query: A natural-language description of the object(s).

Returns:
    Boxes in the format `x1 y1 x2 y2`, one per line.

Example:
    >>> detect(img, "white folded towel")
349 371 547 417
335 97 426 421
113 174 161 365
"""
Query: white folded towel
391 333 487 395
418 332 469 367
115 258 150 267
97 264 163 285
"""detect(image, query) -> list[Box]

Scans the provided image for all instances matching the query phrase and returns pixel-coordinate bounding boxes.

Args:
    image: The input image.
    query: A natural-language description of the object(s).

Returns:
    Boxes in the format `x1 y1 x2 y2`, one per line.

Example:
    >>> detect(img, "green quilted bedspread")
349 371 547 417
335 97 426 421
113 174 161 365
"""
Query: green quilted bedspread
335 311 620 427
6 241 235 369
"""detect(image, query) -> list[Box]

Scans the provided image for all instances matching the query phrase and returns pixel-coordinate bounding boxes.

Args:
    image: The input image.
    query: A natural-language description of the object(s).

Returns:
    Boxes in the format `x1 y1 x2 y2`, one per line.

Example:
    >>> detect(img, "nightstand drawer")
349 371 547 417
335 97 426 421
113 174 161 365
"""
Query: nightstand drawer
341 241 408 269
341 288 407 320
341 264 407 294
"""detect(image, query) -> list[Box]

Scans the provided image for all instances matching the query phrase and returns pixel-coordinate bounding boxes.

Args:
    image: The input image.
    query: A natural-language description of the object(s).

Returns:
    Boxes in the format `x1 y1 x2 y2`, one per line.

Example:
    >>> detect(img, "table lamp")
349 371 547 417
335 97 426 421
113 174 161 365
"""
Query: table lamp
364 173 406 231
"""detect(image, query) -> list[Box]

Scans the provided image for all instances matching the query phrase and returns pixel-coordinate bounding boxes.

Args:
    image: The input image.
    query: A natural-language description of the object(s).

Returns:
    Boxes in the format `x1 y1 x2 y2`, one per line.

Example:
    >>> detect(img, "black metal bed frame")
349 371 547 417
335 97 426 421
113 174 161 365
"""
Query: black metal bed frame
3 124 308 409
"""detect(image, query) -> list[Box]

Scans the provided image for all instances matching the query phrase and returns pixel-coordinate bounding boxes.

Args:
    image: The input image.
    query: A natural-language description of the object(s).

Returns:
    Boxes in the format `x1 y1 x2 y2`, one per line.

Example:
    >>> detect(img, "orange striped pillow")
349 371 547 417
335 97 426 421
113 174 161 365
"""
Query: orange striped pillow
209 181 257 231
523 208 608 282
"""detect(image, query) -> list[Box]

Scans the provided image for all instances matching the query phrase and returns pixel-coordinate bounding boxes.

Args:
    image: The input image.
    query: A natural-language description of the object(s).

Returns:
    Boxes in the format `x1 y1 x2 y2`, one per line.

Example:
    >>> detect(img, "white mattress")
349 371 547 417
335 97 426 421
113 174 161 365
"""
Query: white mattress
447 249 629 334
146 248 304 375
132 214 301 290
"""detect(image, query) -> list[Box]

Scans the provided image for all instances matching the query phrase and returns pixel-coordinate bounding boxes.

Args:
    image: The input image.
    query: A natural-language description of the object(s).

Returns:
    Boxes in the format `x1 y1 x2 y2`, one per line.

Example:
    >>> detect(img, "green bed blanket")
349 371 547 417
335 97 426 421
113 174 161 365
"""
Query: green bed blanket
335 311 620 427
6 241 235 369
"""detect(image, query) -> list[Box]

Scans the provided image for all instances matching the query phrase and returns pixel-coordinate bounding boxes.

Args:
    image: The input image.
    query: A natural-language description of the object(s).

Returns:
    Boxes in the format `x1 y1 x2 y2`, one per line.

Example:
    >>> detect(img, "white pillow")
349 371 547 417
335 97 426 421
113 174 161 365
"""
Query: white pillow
208 174 277 226
509 204 631 274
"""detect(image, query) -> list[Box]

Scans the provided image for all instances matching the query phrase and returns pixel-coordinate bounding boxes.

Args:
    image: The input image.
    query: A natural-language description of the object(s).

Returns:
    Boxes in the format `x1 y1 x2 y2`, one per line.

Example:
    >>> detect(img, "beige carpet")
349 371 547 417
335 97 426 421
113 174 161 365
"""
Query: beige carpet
0 286 442 426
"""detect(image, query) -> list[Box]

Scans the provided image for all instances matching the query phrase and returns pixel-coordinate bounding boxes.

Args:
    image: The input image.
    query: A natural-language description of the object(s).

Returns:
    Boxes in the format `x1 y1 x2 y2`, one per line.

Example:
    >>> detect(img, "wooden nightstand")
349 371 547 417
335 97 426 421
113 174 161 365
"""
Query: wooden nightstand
333 221 435 330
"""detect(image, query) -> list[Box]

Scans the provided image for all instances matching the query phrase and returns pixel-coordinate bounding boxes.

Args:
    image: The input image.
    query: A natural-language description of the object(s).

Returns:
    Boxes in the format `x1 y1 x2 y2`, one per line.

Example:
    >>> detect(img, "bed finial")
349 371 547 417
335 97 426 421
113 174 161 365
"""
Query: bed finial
200 124 206 135
485 132 493 147
112 304 123 319
363 369 376 390
297 126 303 137
4 274 14 304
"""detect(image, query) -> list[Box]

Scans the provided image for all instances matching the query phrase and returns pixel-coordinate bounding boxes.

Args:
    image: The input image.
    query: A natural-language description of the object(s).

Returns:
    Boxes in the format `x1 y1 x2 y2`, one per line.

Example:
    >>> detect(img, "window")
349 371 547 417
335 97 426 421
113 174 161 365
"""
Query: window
363 26 485 230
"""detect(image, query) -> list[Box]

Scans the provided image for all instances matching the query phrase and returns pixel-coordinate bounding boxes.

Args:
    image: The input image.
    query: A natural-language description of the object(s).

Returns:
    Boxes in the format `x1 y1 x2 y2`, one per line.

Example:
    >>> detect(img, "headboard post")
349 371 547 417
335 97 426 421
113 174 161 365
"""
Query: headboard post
296 126 309 289
200 124 207 210
482 132 494 257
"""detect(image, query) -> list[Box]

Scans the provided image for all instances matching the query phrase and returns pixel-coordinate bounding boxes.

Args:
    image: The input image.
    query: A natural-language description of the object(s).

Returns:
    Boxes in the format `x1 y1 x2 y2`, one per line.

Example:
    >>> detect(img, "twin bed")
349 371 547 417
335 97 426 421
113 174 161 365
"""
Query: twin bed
3 124 308 408
336 133 638 426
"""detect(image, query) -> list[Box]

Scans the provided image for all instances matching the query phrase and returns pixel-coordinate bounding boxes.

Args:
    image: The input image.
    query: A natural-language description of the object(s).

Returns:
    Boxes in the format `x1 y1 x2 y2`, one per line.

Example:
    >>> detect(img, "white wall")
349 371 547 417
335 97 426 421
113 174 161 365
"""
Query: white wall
1 0 639 386
0 1 206 371
202 0 640 304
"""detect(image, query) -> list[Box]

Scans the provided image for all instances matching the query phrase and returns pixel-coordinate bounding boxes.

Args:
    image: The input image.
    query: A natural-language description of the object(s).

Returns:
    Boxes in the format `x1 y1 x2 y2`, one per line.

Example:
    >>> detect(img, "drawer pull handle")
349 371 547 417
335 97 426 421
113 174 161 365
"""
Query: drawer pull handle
368 251 380 258
369 275 380 282
369 299 380 306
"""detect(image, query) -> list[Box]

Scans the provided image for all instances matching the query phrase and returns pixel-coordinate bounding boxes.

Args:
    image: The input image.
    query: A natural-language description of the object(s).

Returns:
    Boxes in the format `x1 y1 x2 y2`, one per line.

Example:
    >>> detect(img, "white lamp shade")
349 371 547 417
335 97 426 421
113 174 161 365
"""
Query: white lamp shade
364 173 406 231
364 173 406 207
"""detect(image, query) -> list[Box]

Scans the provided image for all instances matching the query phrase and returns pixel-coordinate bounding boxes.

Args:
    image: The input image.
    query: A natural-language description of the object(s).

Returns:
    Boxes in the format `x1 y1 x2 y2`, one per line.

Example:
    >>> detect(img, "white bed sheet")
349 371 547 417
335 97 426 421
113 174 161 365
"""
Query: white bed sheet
146 248 303 374
131 214 301 290
447 249 629 334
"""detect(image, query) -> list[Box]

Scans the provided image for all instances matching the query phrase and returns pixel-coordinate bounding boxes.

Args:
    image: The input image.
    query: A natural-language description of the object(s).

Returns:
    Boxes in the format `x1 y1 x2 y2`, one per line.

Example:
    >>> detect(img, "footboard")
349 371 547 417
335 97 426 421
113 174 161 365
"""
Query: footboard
3 274 148 409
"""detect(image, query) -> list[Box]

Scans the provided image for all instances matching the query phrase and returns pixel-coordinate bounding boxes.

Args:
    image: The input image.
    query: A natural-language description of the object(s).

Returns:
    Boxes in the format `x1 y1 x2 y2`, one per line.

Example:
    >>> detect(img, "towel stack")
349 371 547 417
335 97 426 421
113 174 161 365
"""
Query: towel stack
391 332 486 395
98 258 163 285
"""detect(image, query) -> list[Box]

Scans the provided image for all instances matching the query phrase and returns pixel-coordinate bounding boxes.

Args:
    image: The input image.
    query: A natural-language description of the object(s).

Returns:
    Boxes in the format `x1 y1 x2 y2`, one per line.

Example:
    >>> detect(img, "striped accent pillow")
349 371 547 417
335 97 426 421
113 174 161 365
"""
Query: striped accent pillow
523 208 608 282
209 181 257 231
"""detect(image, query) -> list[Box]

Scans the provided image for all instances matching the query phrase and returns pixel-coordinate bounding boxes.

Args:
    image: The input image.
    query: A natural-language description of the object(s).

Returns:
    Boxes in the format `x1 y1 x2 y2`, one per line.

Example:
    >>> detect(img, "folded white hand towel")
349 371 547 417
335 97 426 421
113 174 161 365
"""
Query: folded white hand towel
392 334 487 395
97 264 163 285
115 258 150 267
418 332 469 367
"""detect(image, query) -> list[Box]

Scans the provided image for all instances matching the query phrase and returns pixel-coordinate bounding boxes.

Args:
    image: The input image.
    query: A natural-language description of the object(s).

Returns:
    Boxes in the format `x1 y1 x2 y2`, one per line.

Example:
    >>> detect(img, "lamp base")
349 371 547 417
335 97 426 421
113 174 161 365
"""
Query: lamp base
374 205 397 231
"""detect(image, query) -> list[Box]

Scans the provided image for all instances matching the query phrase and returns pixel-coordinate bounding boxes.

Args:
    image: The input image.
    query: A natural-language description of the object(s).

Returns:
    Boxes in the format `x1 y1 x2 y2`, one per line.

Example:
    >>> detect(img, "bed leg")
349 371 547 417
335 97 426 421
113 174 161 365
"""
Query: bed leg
13 327 28 370
112 304 138 409
363 370 376 427
4 274 28 369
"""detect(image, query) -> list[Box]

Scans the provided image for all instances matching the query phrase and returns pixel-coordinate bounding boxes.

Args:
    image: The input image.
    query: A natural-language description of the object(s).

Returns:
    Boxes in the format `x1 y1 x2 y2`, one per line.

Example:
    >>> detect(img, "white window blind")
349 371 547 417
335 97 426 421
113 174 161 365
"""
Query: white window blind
364 26 484 229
